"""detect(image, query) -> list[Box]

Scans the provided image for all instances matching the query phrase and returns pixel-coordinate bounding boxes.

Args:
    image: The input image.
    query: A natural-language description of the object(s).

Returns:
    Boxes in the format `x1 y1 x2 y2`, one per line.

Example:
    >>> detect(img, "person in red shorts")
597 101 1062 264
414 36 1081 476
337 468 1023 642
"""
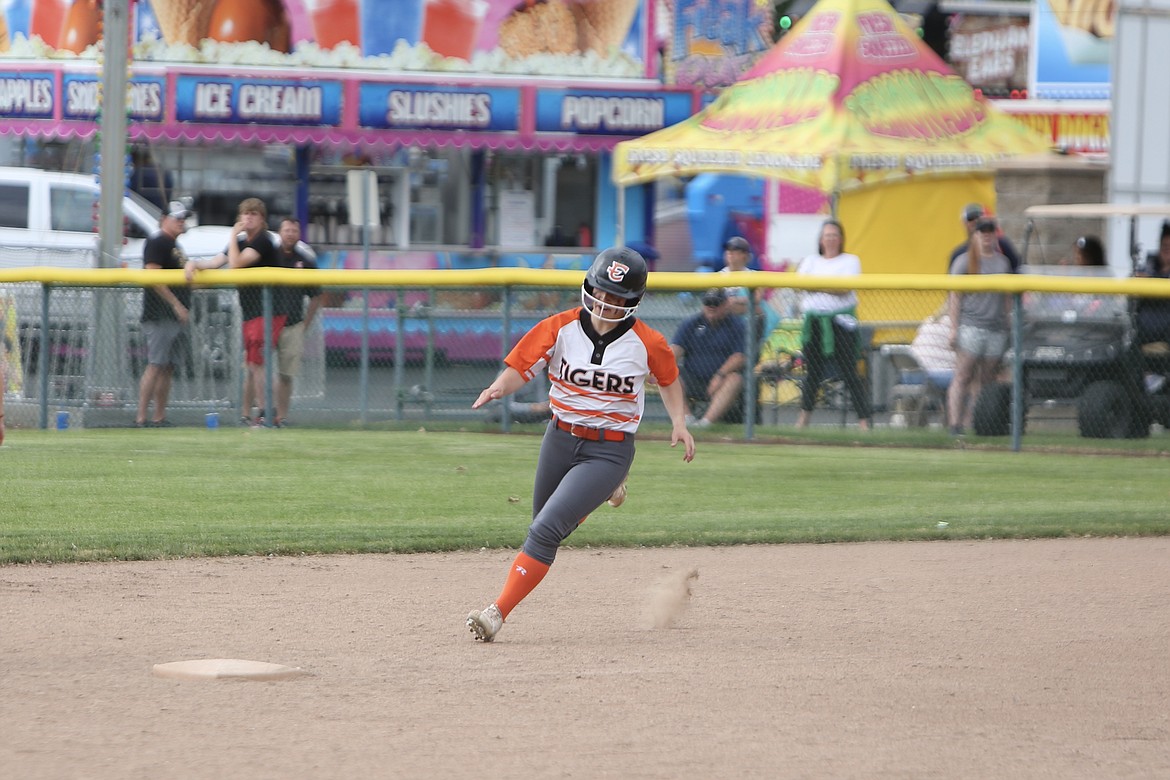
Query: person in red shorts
184 197 282 425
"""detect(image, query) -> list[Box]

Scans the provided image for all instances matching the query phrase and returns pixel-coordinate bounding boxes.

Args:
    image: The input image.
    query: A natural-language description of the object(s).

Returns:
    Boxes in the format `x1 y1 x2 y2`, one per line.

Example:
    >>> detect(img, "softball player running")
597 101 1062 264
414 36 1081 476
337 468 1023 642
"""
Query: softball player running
467 247 696 642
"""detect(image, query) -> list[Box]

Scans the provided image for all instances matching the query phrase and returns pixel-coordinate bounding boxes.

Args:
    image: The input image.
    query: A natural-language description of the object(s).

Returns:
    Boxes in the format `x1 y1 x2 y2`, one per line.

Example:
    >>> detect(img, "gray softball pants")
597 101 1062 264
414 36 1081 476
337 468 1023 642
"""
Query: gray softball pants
522 422 636 565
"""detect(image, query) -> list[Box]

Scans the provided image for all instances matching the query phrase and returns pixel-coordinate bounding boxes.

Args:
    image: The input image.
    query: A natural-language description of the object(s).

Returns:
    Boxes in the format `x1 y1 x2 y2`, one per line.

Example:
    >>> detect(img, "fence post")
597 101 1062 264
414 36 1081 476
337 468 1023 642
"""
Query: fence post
357 285 371 427
262 285 274 426
1011 292 1024 452
501 286 512 433
39 284 50 429
393 288 405 421
744 293 758 441
423 287 436 418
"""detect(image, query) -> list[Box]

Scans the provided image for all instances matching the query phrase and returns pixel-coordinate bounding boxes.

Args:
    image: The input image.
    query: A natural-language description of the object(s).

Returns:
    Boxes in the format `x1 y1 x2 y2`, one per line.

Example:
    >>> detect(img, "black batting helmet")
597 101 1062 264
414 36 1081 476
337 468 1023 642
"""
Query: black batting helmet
582 246 648 321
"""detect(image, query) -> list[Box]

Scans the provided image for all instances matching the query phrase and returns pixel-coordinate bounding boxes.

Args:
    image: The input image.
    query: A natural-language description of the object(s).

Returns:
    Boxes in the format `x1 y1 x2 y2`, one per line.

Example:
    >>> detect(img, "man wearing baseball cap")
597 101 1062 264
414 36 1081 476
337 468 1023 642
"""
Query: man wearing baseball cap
671 288 748 427
949 203 1021 273
135 202 192 427
719 236 762 319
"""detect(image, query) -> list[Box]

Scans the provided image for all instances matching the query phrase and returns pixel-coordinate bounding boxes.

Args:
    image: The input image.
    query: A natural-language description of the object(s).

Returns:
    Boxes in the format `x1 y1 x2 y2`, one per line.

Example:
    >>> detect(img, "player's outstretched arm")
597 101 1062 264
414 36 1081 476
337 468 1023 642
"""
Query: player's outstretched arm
472 367 527 410
657 380 695 462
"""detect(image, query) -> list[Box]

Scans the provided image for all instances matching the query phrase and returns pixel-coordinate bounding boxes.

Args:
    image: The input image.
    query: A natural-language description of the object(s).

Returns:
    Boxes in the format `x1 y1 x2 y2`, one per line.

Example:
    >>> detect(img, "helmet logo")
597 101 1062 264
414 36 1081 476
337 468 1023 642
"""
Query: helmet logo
606 261 630 283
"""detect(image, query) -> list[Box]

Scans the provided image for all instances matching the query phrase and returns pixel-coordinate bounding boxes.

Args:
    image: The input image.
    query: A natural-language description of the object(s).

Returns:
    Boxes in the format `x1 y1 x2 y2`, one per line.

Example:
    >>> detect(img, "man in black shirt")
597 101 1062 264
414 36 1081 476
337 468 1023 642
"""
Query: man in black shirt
185 197 281 425
948 202 1021 273
272 218 323 427
136 202 192 427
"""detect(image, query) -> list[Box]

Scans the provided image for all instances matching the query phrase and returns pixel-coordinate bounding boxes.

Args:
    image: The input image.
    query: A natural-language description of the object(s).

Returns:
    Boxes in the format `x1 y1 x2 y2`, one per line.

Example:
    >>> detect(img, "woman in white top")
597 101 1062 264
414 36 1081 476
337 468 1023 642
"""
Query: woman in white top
795 219 871 430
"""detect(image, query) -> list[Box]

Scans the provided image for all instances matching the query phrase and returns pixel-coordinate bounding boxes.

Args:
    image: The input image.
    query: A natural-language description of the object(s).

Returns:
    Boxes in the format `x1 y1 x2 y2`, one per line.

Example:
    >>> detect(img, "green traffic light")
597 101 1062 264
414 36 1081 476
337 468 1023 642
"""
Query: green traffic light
780 15 792 30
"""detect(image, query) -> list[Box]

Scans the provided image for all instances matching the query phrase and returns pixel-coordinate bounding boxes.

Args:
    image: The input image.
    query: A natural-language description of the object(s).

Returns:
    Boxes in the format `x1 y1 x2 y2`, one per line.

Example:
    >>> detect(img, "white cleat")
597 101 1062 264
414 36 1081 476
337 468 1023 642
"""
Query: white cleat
606 477 628 508
467 603 504 642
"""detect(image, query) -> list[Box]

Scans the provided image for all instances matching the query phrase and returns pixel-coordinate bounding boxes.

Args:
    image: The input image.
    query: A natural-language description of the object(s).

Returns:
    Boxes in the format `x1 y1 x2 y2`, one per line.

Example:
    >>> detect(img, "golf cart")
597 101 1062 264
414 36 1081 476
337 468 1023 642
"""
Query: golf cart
973 203 1170 439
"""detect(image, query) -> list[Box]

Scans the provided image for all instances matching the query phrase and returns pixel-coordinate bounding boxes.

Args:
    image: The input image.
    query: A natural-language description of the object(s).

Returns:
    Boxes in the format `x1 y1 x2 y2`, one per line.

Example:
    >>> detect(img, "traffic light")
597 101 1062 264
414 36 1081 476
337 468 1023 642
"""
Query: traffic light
772 0 799 42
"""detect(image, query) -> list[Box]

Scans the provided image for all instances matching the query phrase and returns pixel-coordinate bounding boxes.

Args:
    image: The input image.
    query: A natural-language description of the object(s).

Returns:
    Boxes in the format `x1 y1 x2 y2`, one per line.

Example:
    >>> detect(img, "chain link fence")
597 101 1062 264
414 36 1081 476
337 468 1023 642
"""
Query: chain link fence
3 268 1170 449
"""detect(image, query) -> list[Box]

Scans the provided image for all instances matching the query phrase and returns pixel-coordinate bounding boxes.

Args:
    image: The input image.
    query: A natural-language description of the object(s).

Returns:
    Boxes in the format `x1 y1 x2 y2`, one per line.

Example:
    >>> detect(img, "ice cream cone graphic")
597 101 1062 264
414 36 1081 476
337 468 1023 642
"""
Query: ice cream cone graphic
151 0 218 47
498 0 577 58
567 0 639 55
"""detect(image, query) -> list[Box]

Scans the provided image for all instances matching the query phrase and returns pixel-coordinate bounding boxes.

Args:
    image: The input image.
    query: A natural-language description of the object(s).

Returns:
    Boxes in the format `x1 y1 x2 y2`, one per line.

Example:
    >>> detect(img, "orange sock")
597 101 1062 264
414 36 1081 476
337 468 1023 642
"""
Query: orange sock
495 551 550 619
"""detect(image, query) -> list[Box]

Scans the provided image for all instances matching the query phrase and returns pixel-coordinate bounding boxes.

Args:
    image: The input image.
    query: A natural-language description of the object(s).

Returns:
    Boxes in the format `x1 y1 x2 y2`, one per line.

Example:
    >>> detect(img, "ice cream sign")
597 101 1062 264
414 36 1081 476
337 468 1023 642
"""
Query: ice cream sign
175 76 343 125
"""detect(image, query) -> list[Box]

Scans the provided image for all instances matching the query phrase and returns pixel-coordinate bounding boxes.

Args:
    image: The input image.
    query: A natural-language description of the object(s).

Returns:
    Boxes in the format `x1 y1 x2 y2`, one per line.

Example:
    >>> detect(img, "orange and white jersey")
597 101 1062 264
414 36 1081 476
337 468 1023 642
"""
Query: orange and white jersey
505 308 679 433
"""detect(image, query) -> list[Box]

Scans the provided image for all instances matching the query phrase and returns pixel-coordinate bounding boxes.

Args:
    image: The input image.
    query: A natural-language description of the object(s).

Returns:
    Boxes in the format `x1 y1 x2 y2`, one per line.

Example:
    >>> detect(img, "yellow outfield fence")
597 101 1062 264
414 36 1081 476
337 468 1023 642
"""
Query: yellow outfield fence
2 268 1169 450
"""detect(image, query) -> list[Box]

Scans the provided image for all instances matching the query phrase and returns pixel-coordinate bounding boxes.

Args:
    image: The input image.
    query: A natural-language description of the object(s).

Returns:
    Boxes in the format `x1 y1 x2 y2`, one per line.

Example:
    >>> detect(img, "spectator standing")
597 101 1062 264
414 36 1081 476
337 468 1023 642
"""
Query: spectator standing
671 288 747 427
135 202 192 428
795 220 872 430
947 217 1012 435
949 203 1021 273
272 218 324 427
185 198 282 425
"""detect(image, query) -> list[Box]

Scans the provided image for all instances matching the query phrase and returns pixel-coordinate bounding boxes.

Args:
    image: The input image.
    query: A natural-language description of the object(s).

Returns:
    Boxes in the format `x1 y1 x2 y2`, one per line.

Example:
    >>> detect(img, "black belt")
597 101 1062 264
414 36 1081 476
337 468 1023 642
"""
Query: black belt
553 417 627 442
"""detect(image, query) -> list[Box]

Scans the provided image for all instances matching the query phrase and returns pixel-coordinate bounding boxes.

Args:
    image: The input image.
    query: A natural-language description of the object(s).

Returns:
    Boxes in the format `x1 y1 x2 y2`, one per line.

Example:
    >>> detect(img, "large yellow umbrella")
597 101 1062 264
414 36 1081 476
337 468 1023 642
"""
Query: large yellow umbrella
613 0 1053 195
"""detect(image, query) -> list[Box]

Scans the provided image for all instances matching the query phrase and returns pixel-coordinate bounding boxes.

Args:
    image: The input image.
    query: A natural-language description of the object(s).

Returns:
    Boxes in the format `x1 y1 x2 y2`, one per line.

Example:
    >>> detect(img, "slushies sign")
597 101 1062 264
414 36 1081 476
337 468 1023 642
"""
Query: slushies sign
63 76 167 121
358 84 520 132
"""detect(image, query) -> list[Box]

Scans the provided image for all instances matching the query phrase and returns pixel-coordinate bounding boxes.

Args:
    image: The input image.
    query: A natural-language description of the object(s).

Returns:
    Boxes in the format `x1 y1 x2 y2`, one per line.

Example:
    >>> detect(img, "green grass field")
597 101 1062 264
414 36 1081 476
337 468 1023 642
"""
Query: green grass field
1 427 1167 564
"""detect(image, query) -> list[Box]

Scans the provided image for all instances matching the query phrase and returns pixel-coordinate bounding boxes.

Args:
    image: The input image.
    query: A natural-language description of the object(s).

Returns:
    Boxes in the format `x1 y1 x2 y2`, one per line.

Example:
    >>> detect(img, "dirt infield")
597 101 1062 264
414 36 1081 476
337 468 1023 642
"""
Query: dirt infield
3 538 1169 779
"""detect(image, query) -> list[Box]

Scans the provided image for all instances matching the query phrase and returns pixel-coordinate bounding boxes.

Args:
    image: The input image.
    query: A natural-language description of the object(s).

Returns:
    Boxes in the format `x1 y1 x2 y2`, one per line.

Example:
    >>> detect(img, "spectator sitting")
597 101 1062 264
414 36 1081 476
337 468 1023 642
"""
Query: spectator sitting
1063 235 1106 268
909 307 957 427
910 307 956 394
671 288 747 427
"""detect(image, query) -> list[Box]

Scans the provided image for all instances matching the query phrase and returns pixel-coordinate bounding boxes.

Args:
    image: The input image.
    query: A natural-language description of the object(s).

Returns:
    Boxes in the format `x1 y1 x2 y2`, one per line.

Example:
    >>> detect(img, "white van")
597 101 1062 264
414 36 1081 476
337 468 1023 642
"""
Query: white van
0 166 231 268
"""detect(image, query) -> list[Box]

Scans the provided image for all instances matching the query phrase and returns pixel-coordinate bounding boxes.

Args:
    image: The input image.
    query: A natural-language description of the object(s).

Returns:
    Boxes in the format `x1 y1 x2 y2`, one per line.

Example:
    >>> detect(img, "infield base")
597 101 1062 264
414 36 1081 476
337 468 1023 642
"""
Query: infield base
152 659 308 681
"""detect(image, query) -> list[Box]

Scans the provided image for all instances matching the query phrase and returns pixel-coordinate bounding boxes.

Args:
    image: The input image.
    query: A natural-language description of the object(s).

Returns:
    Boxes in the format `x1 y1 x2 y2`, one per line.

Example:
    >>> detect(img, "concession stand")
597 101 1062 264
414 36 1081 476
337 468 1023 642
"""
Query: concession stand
0 0 712 268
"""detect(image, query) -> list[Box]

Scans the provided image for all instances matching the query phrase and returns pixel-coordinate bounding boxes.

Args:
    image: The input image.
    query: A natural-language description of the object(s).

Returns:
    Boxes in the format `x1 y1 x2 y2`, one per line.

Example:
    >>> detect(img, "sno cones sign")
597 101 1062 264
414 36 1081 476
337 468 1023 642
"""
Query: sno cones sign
613 0 1053 191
